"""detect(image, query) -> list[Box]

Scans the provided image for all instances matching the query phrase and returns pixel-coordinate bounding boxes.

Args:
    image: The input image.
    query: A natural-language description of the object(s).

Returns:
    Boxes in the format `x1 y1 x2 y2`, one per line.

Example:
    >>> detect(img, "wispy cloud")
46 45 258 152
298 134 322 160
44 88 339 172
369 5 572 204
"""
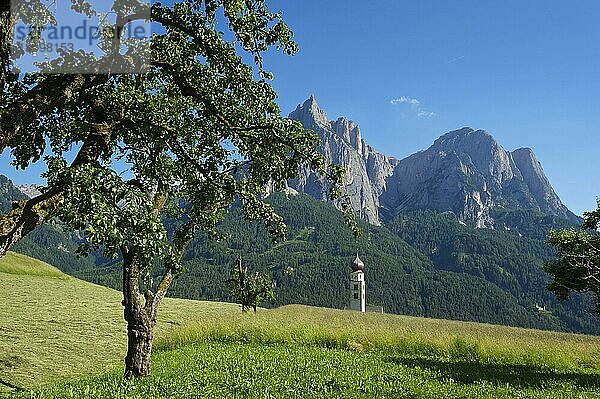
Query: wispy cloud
390 96 420 106
390 96 435 119
417 110 435 118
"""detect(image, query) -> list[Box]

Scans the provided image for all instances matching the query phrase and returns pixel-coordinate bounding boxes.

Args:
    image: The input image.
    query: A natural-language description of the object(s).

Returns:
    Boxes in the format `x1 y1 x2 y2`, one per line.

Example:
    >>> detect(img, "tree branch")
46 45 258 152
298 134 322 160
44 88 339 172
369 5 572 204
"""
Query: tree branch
0 74 108 154
0 122 112 257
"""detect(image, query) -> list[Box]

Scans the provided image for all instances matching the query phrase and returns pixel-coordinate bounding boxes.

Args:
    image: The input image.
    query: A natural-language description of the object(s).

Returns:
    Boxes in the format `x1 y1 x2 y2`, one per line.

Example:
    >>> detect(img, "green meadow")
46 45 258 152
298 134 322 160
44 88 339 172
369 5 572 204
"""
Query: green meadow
2 253 600 398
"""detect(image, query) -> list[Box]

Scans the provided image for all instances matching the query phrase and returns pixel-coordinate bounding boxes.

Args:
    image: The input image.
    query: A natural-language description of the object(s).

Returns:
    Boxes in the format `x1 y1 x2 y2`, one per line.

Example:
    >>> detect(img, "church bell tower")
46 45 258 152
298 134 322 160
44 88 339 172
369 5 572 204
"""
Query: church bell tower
349 253 366 312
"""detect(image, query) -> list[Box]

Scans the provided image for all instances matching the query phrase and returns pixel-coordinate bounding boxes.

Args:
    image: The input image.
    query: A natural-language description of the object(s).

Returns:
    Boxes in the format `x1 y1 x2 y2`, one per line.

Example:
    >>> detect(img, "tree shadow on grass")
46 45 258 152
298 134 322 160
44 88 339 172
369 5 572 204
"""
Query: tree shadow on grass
384 356 600 388
0 356 25 393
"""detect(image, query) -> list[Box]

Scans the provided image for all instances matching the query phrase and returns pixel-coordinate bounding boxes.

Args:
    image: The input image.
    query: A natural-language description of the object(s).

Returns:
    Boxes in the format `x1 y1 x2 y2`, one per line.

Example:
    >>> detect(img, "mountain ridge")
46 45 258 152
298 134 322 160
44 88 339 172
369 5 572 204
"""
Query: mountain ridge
288 97 580 228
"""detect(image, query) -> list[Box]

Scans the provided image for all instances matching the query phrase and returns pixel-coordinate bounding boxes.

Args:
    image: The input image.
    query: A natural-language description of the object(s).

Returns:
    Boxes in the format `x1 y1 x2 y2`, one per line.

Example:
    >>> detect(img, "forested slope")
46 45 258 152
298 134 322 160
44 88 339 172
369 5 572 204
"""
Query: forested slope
3 171 596 334
67 192 594 333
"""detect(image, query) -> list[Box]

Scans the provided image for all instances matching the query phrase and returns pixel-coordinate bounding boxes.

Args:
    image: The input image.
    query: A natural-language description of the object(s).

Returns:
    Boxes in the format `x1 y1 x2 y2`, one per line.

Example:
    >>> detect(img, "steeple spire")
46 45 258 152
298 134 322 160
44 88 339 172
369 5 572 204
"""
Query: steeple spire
351 252 364 272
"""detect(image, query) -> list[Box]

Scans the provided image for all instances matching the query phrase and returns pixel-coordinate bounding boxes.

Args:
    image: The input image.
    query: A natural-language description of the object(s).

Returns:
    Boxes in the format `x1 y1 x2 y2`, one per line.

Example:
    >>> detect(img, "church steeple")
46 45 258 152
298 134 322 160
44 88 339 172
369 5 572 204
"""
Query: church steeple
349 252 366 312
351 252 365 272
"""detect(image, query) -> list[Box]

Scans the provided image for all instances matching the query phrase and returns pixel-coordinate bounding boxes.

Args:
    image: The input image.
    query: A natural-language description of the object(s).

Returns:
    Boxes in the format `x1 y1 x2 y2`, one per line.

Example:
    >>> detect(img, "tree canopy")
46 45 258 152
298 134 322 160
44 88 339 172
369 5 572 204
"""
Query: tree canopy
545 200 600 311
228 257 275 313
0 0 354 378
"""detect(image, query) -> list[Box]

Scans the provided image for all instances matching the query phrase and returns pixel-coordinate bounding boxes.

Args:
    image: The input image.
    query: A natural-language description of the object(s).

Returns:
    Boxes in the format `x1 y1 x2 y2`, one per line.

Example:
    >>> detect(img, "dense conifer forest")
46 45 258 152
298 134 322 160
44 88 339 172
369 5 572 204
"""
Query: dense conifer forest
8 183 596 335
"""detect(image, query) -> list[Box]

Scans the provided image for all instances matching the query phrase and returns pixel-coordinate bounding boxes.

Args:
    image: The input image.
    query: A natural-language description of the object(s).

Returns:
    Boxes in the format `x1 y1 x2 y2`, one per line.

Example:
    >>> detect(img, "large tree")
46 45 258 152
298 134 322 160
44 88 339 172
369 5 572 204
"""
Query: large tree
545 200 600 310
1 0 356 378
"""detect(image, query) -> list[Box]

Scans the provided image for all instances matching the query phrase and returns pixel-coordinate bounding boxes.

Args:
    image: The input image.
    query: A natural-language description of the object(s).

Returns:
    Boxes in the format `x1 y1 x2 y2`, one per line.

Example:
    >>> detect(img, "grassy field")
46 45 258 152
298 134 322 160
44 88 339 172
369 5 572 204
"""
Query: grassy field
9 342 600 399
2 252 600 398
157 305 600 370
0 252 240 392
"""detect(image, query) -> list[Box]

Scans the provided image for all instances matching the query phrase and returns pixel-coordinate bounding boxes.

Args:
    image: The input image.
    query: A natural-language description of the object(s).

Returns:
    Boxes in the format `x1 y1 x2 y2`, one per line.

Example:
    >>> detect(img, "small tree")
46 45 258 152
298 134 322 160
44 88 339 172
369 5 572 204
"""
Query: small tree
228 258 275 313
545 199 600 310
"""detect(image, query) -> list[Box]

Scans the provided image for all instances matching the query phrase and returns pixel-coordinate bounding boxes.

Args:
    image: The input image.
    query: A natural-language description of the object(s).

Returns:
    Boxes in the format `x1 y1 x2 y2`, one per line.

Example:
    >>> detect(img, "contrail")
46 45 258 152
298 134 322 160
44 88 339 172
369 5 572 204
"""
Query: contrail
445 55 465 65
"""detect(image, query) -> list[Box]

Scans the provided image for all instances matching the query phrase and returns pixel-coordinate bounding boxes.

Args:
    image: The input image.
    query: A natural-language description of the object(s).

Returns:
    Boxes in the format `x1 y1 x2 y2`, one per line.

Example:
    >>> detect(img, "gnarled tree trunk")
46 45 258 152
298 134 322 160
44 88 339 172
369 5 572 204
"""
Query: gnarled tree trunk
121 245 175 379
124 312 154 378
122 246 154 378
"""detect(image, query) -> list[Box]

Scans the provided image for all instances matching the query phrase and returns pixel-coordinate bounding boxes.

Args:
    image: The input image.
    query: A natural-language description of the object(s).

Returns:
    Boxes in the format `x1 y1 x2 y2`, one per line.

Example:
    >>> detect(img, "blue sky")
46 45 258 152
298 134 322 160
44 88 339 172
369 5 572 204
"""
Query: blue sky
2 1 598 215
262 0 600 215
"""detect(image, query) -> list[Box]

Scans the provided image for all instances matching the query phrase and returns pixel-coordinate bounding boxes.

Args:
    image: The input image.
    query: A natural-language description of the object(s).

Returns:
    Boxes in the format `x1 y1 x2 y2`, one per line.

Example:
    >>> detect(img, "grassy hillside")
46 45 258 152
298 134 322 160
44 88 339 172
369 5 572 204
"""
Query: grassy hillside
3 253 600 398
5 172 596 334
7 307 600 398
0 252 64 278
0 252 239 392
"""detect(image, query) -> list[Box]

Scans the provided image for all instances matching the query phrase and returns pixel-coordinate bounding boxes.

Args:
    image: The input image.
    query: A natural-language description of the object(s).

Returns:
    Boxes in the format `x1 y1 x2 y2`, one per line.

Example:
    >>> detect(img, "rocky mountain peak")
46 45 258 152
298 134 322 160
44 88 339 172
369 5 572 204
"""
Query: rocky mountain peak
511 147 537 163
0 175 27 213
432 128 506 163
331 117 363 154
510 147 568 218
429 127 517 187
288 97 579 228
287 96 399 225
17 184 43 199
289 95 330 131
433 127 496 149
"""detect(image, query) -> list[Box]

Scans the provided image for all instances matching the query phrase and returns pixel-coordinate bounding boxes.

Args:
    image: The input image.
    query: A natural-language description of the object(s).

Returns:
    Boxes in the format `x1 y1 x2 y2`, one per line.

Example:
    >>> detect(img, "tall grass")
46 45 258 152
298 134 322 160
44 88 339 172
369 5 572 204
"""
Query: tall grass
3 252 600 397
8 341 600 399
156 304 600 373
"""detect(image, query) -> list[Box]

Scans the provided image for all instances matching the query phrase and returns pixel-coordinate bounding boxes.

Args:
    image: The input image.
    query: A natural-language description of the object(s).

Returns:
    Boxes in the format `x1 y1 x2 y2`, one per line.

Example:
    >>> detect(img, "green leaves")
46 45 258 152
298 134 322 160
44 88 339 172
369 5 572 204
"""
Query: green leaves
582 198 600 231
56 164 168 266
545 201 600 311
0 0 363 379
17 0 324 272
3 0 357 314
227 257 275 312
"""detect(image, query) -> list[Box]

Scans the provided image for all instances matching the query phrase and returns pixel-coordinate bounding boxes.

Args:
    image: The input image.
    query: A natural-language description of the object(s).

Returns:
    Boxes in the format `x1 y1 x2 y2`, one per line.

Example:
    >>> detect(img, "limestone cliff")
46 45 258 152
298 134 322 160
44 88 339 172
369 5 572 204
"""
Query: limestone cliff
288 97 579 227
288 96 397 225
